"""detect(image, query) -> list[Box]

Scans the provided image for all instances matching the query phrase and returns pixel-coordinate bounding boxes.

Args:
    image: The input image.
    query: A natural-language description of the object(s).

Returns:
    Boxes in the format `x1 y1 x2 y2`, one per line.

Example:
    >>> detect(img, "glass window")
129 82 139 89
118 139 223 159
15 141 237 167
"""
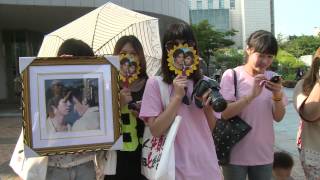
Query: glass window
219 0 224 8
2 30 43 102
230 0 235 9
196 0 202 9
208 0 213 9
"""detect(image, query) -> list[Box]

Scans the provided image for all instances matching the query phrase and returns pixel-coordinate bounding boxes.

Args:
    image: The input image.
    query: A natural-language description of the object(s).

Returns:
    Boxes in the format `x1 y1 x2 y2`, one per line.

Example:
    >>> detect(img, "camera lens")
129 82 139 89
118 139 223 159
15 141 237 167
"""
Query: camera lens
210 90 227 112
211 97 227 112
192 79 227 112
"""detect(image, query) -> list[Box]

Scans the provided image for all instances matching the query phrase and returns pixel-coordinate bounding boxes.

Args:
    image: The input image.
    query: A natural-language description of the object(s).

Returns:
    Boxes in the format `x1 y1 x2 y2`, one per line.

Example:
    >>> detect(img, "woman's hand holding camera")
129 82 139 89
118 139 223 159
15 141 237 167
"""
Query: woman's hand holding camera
192 86 213 108
201 89 214 111
201 88 217 131
173 75 187 100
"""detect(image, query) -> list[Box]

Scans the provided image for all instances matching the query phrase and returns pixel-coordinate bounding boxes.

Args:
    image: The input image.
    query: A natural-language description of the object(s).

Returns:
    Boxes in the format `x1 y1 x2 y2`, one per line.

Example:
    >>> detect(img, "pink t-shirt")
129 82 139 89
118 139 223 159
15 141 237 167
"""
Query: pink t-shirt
139 76 222 180
219 66 288 166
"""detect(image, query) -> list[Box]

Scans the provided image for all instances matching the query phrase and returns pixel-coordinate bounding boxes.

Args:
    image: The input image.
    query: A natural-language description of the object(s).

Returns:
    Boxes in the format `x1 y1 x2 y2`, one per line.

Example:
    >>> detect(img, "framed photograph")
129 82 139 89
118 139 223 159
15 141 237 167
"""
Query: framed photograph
21 57 120 155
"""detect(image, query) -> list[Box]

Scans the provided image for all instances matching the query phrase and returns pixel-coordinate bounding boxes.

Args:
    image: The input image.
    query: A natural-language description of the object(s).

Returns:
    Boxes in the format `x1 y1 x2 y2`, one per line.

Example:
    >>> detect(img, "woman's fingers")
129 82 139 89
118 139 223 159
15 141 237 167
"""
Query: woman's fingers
120 88 132 97
173 76 187 88
120 88 130 94
204 96 212 107
194 89 212 107
120 88 132 107
250 75 267 98
173 75 188 98
202 89 212 106
265 81 282 92
254 75 267 85
202 89 212 99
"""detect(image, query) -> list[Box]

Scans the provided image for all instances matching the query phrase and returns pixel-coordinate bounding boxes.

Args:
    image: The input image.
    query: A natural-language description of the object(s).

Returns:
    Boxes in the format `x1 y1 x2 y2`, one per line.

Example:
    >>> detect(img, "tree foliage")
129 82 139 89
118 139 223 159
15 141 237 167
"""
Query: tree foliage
276 49 305 68
214 48 244 69
191 20 236 58
275 49 307 80
281 35 320 58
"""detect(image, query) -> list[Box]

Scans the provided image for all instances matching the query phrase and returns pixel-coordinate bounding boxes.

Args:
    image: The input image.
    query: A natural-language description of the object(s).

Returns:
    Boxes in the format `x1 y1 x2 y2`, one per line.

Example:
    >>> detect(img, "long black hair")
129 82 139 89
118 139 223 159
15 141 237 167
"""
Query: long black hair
161 23 202 84
113 35 147 79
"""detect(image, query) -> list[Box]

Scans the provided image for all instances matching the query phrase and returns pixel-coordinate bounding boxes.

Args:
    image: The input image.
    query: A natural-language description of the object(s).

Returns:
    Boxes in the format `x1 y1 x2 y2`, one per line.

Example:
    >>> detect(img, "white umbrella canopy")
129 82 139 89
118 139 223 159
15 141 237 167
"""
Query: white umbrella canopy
37 2 162 76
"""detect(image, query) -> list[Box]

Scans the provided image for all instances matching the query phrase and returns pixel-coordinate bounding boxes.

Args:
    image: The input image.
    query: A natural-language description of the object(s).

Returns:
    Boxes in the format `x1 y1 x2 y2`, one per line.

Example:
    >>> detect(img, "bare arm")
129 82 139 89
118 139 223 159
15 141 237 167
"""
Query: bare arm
221 96 252 119
203 106 217 131
146 96 182 137
272 96 286 122
145 75 187 137
265 81 286 122
301 82 320 121
222 74 266 120
201 89 217 131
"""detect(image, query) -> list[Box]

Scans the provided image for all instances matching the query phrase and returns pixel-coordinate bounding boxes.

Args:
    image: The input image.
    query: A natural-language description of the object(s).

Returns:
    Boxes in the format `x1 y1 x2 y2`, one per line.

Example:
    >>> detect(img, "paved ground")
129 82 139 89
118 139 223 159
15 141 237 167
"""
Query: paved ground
0 88 306 179
274 88 305 179
0 117 22 180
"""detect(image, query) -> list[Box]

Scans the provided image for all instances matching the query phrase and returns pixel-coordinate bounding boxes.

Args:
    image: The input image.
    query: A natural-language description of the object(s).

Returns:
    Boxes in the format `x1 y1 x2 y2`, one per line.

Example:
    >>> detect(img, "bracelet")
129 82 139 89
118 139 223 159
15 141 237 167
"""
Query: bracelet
272 92 283 102
272 96 282 101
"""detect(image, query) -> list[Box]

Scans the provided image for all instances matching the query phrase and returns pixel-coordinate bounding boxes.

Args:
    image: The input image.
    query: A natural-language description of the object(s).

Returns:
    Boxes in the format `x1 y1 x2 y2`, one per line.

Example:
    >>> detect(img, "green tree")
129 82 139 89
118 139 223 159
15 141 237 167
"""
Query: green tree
281 35 320 58
214 48 243 69
191 20 236 59
276 33 286 49
275 49 306 80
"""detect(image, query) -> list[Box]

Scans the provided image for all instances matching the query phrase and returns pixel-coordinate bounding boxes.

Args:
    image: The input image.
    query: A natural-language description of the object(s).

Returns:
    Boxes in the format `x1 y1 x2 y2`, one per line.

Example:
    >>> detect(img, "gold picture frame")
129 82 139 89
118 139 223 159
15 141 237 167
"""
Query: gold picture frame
21 57 120 156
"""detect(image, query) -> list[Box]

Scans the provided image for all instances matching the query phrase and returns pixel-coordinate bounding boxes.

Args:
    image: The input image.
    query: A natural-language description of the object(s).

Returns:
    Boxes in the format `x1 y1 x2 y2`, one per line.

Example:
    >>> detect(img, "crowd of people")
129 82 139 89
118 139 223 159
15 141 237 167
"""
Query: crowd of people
10 21 320 180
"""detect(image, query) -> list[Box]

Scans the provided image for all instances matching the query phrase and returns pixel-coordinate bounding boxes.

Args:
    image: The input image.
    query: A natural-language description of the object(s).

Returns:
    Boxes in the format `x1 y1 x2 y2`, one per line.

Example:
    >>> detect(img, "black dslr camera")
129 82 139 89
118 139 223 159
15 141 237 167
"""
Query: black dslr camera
191 79 227 112
128 101 141 112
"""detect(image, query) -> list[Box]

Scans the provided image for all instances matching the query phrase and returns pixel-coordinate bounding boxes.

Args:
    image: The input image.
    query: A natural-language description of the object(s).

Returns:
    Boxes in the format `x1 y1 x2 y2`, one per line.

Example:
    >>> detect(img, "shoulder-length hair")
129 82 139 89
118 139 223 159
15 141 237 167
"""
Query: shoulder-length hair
161 23 202 84
113 35 147 79
57 38 94 56
245 30 278 63
302 47 320 95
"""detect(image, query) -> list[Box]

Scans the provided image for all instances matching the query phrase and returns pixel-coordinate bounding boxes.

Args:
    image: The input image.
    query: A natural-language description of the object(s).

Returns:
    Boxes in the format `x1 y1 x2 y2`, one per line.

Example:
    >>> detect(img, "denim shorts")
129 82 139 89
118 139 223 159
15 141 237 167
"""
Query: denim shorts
222 163 273 180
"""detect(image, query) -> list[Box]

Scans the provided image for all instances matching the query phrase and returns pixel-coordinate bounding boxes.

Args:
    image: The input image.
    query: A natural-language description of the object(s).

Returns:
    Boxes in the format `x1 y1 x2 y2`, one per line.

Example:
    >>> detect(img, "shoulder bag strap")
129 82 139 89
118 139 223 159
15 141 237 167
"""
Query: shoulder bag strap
155 76 170 108
231 69 238 99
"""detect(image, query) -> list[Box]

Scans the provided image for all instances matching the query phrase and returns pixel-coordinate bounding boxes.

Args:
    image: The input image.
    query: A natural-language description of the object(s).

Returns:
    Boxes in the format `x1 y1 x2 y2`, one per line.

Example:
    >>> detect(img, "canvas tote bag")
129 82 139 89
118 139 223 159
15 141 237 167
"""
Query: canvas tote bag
10 130 48 180
141 76 182 180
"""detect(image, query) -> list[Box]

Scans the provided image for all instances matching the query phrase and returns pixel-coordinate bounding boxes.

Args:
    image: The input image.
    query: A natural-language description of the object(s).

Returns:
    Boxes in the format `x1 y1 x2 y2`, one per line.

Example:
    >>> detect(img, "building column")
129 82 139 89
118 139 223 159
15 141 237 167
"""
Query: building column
0 31 7 100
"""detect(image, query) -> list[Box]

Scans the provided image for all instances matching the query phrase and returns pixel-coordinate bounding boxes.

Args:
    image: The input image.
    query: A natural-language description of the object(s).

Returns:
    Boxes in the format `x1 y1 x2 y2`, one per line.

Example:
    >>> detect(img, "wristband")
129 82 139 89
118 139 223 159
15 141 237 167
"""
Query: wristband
272 91 283 101
272 96 282 101
272 93 283 101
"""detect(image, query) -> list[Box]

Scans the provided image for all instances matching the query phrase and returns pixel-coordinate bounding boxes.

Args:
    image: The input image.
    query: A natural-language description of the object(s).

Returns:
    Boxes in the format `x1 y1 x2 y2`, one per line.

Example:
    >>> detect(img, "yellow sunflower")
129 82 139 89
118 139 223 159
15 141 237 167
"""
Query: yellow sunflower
119 53 141 84
167 43 199 76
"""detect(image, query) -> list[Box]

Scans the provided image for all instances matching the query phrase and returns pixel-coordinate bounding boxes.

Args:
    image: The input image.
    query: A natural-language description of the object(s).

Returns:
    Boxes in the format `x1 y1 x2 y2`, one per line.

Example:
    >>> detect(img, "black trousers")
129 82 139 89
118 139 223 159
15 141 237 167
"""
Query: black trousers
105 146 147 180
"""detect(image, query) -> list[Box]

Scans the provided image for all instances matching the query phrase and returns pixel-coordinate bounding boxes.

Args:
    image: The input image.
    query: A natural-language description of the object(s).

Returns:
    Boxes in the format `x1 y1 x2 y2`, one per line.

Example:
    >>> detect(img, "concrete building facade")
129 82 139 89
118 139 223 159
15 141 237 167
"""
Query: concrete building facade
0 0 189 102
190 9 230 32
189 0 274 48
